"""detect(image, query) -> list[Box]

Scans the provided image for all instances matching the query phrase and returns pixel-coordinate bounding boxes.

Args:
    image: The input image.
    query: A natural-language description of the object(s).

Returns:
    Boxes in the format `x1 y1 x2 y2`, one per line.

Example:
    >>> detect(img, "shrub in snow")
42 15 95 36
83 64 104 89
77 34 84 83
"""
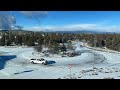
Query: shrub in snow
104 71 109 73
89 73 92 76
89 69 93 71
77 76 82 79
93 67 97 70
98 69 103 73
81 70 85 74
92 72 98 75
109 70 113 73
103 77 114 79
115 70 119 72
112 67 115 69
85 70 91 73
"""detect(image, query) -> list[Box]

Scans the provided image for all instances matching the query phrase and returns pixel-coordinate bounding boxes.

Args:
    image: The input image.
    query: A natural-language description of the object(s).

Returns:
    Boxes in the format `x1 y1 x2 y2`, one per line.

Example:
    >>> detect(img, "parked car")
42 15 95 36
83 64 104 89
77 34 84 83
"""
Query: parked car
30 58 47 65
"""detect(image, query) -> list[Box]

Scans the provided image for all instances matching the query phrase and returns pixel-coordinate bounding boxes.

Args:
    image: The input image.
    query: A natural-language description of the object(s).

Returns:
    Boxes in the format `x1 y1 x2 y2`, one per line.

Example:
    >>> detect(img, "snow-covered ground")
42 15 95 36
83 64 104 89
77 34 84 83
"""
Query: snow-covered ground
0 42 120 79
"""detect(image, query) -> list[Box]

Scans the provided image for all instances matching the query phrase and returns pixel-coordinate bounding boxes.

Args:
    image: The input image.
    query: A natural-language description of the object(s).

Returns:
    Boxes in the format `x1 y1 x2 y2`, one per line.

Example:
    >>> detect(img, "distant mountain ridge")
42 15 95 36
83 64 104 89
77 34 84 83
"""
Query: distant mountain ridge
42 30 119 34
0 29 119 34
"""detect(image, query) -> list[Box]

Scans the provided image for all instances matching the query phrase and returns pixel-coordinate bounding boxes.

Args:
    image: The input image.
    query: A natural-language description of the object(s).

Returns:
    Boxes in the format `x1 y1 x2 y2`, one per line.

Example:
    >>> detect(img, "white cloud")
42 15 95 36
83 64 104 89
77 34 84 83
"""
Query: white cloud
94 25 120 32
25 23 120 33
28 24 96 31
0 11 16 30
25 24 97 31
64 24 97 30
0 11 48 30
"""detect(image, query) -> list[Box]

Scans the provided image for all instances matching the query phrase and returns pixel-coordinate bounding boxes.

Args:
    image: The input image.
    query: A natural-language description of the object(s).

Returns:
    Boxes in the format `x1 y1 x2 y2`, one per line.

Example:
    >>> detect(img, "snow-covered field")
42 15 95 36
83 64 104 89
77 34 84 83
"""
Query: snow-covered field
0 42 120 79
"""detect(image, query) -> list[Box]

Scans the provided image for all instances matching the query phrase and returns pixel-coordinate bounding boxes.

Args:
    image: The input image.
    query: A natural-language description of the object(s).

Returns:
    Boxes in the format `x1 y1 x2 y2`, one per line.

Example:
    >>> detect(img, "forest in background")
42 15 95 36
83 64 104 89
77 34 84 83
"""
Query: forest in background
0 30 119 51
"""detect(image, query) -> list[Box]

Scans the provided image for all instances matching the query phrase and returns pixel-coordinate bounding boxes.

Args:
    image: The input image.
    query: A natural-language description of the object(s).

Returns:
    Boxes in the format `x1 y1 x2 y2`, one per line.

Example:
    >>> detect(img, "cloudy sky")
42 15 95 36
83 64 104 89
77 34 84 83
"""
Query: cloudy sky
1 11 120 32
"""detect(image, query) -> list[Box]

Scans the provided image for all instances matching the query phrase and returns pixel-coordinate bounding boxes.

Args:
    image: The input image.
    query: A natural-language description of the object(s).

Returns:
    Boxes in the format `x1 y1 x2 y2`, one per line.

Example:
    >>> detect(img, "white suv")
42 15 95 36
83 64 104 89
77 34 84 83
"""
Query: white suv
30 58 47 65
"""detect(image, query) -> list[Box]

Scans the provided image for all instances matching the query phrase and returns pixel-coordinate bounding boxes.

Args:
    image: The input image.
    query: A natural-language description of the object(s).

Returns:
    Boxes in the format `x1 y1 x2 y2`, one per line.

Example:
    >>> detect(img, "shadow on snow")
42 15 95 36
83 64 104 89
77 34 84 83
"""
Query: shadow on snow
47 61 56 65
14 70 34 75
0 55 17 70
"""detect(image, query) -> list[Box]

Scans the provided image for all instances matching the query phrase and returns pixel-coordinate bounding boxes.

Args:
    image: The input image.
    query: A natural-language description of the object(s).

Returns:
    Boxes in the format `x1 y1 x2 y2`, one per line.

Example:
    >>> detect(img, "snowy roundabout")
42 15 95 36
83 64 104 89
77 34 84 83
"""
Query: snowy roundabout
21 48 107 67
20 42 107 67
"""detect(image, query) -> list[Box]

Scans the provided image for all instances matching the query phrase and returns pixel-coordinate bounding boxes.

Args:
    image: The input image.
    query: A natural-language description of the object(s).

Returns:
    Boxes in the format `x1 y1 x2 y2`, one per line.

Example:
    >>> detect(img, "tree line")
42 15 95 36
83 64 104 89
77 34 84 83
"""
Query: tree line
0 31 120 52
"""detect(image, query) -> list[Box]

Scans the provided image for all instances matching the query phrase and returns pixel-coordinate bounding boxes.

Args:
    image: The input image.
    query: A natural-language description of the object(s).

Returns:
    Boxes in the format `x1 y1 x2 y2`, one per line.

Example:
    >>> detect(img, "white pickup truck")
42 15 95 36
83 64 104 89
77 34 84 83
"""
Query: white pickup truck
30 58 48 65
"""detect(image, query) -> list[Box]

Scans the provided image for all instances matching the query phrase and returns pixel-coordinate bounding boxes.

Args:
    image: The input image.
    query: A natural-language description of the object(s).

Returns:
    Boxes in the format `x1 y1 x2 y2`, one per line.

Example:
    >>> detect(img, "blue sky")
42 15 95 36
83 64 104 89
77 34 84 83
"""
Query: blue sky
2 11 120 32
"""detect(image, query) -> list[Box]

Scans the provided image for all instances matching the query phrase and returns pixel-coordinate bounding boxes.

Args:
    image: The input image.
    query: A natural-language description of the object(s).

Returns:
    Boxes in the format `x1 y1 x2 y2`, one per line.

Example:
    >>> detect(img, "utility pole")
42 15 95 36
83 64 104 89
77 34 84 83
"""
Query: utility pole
43 33 47 52
69 65 72 79
8 30 10 46
93 34 97 74
5 31 7 46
